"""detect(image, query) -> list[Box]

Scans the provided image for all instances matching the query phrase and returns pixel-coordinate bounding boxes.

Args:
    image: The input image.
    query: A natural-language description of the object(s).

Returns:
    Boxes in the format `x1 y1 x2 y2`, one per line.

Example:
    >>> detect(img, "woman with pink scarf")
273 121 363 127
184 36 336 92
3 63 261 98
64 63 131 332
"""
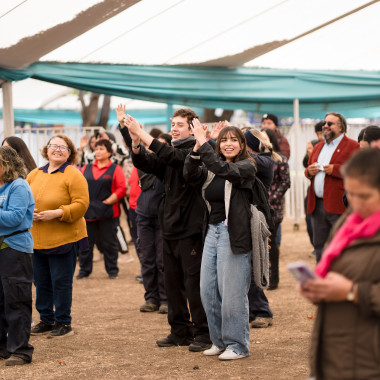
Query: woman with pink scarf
299 148 380 380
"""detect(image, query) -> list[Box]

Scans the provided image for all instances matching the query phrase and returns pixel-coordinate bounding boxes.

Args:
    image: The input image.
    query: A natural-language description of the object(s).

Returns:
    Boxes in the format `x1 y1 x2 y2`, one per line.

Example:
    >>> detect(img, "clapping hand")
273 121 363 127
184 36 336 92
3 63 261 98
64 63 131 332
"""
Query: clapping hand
191 118 208 145
123 114 142 144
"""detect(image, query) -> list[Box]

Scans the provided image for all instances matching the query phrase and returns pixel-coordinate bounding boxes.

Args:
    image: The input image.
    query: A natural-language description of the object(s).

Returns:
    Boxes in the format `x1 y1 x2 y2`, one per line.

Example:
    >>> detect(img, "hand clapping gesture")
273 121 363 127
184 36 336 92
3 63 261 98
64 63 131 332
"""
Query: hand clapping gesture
191 118 208 143
123 114 143 147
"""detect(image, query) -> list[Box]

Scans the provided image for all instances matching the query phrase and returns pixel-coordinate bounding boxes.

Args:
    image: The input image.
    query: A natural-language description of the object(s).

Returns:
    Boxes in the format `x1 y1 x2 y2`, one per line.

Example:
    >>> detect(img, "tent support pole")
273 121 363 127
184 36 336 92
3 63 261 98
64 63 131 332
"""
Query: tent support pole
2 81 15 137
166 103 173 132
293 98 301 229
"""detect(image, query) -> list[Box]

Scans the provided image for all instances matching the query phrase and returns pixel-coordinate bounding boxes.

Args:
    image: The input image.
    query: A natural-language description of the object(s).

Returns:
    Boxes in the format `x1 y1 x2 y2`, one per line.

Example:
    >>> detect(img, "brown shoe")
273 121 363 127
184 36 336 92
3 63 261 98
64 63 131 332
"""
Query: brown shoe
140 302 159 312
251 317 273 328
158 304 168 314
5 355 28 366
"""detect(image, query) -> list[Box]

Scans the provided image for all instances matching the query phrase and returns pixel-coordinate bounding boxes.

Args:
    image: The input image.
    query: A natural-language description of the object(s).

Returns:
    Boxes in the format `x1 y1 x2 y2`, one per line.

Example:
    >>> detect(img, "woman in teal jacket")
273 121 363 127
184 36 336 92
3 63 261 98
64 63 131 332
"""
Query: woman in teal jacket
0 146 35 366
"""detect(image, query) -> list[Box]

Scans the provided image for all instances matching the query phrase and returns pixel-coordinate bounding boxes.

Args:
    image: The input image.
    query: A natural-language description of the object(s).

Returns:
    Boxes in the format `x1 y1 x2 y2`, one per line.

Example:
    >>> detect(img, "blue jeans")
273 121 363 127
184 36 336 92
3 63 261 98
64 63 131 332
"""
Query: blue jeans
200 223 251 355
33 244 77 325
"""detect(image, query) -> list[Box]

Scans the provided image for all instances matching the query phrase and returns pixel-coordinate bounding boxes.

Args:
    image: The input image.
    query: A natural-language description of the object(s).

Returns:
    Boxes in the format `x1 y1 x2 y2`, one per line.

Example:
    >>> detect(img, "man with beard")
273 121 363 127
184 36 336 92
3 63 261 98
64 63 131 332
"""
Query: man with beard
305 112 359 262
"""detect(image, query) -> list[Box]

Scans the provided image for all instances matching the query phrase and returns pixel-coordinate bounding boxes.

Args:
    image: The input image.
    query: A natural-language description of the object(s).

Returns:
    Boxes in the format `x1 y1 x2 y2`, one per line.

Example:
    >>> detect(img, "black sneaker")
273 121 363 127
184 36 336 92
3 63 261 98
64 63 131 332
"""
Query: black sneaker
76 273 90 280
30 321 54 335
189 341 212 352
156 336 192 347
50 323 74 338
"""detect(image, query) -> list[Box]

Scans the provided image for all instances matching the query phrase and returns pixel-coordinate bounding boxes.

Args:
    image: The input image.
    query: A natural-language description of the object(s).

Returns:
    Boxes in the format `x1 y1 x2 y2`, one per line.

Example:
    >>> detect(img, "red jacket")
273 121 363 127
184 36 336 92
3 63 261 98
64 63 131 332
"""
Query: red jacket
128 167 141 211
305 135 359 215
275 129 291 160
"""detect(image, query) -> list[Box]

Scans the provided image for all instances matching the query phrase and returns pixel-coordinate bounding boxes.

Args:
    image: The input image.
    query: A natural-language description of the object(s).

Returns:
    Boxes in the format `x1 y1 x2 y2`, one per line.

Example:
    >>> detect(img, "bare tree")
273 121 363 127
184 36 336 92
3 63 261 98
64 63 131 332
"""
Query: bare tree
78 92 111 127
78 91 100 126
203 108 234 123
98 95 111 128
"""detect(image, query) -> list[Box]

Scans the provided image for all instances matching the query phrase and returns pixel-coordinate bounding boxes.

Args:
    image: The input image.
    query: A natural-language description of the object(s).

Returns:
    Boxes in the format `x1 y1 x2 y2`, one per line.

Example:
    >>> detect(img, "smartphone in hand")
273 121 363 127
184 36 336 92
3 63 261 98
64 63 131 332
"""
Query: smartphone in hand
287 261 316 286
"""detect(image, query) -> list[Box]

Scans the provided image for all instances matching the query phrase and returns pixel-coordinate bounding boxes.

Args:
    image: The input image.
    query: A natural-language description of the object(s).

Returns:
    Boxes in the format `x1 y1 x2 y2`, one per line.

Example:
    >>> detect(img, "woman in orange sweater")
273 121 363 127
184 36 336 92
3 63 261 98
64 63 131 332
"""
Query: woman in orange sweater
27 135 89 338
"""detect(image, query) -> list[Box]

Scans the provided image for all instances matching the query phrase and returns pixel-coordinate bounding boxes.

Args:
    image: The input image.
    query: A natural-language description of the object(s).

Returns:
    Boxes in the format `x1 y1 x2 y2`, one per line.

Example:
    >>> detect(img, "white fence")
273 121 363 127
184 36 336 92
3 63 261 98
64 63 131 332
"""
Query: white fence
0 123 366 221
0 125 103 166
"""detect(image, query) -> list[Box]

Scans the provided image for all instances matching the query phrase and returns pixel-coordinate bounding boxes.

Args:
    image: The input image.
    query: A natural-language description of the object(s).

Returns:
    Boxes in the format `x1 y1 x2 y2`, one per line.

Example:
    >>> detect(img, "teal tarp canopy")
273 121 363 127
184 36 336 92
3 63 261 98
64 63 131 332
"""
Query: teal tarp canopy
2 62 380 118
0 108 170 126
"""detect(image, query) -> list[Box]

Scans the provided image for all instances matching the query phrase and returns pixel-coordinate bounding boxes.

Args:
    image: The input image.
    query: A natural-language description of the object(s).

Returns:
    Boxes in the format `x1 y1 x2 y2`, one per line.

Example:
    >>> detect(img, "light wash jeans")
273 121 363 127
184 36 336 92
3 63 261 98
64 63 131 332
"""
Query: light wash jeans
200 222 252 355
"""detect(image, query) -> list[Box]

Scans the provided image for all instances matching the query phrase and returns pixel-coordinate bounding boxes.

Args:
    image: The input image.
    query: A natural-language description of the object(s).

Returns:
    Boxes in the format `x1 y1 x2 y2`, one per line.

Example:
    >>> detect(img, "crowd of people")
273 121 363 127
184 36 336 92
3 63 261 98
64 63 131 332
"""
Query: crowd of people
0 109 379 379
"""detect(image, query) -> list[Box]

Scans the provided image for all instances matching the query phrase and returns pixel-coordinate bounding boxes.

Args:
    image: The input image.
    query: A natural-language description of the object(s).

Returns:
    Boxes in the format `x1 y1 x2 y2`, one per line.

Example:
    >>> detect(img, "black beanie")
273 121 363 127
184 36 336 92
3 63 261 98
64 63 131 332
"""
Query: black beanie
244 130 261 152
262 113 278 126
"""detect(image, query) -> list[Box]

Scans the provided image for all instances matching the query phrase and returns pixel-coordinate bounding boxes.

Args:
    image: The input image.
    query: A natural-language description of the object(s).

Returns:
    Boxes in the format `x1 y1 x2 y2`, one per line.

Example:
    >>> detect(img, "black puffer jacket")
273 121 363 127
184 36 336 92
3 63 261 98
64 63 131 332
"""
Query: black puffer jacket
131 138 205 240
184 143 256 254
136 171 165 218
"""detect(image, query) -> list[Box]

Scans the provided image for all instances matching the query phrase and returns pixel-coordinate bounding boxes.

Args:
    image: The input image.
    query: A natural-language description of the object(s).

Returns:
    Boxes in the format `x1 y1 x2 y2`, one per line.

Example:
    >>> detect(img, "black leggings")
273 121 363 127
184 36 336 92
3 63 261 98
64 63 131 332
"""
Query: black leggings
269 222 280 287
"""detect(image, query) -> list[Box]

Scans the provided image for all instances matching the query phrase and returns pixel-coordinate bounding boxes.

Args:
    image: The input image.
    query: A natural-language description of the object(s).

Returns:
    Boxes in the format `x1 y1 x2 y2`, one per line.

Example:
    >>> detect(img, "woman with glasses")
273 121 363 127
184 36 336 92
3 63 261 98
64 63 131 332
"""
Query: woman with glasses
27 135 89 338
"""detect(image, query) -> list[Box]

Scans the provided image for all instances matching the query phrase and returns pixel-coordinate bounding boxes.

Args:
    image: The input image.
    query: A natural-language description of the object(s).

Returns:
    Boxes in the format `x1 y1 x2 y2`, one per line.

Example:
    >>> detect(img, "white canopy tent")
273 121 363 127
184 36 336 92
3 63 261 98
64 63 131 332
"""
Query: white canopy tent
1 0 379 224
1 0 378 69
1 0 380 130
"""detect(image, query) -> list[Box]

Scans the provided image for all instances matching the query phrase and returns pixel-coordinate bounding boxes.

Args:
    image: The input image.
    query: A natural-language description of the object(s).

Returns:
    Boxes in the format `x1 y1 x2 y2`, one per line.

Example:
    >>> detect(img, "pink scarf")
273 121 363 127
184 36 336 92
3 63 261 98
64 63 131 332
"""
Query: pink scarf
315 209 380 278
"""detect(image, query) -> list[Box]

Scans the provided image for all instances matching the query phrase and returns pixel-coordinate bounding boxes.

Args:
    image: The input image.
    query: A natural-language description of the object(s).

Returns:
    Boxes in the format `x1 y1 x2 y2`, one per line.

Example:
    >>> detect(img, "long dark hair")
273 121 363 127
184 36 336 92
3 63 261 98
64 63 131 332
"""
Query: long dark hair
0 146 27 181
216 126 255 164
2 136 37 174
262 128 280 153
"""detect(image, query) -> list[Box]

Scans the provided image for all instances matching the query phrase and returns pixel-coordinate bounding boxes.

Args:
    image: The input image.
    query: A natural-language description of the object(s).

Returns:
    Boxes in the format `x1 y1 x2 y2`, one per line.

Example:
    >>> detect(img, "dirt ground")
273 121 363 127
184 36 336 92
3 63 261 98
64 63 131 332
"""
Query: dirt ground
0 217 317 380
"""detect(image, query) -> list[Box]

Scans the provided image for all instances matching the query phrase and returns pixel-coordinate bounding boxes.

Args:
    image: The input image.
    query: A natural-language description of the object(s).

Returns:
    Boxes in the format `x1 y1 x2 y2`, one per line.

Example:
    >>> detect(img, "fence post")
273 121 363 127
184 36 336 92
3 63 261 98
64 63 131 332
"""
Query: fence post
293 99 301 229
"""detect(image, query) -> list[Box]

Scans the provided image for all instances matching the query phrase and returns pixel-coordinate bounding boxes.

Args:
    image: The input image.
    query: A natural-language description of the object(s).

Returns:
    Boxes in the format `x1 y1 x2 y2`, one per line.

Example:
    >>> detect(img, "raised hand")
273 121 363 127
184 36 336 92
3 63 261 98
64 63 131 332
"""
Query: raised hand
210 120 228 140
191 118 207 141
115 104 126 124
79 135 88 150
123 114 142 144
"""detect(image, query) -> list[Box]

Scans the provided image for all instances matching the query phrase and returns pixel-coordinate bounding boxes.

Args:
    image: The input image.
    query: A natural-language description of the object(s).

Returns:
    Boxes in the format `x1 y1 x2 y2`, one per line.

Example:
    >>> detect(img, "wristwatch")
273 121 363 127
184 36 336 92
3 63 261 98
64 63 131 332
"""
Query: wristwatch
132 143 141 149
346 283 355 302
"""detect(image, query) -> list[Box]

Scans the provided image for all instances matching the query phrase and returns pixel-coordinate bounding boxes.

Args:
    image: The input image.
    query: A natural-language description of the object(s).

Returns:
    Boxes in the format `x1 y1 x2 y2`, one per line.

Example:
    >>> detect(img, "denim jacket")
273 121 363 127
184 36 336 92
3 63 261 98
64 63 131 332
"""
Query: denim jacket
0 177 34 253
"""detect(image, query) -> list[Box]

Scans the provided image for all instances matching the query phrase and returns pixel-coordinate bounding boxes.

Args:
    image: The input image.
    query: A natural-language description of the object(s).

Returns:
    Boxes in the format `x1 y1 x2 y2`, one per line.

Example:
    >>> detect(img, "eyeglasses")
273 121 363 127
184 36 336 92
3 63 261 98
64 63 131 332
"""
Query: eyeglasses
322 121 335 127
48 144 70 152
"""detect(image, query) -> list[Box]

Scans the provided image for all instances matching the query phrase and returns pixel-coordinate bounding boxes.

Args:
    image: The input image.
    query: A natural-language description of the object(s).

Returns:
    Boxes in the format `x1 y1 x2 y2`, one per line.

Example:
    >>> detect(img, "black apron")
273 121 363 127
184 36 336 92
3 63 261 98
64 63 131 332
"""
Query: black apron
84 163 117 220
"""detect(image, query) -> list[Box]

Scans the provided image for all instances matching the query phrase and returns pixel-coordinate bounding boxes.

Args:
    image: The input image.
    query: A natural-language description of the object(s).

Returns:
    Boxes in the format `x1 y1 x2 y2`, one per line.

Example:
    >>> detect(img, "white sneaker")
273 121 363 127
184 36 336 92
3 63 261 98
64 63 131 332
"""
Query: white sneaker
218 349 248 361
203 345 224 356
117 253 134 264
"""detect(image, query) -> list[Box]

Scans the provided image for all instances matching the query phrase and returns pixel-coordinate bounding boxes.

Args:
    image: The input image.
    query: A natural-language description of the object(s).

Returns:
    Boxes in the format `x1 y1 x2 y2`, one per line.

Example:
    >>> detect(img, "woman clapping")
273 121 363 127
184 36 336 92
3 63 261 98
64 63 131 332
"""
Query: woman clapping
184 120 256 360
28 135 89 338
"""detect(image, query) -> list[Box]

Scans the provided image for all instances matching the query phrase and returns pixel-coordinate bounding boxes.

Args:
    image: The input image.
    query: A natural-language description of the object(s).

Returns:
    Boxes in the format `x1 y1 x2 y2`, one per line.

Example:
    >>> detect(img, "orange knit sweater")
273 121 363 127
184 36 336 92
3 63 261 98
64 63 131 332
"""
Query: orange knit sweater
27 165 89 249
